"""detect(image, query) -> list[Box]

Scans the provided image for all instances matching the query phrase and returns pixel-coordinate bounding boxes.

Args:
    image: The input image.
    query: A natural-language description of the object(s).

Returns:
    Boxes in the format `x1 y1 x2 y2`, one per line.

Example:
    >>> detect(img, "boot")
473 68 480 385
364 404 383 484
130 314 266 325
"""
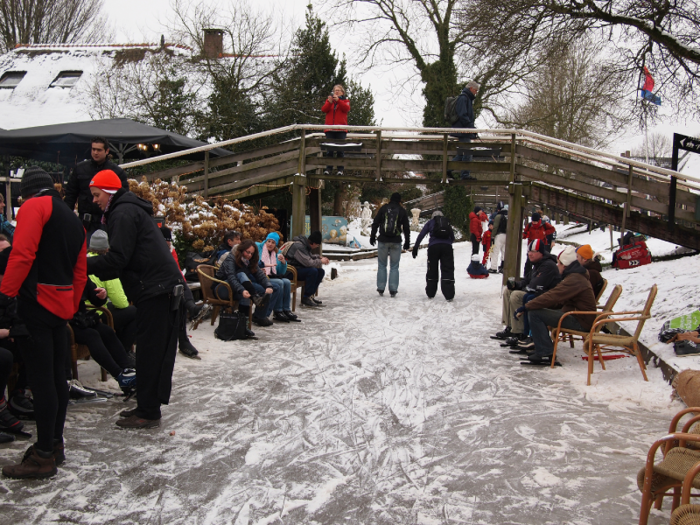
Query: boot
9 389 34 420
0 404 23 434
116 415 160 429
179 335 200 359
185 300 203 319
2 445 57 479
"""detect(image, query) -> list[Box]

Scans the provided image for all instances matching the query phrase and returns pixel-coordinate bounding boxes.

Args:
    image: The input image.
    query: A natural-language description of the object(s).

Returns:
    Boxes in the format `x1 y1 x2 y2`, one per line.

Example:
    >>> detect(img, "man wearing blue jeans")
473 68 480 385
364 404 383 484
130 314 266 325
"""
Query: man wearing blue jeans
370 192 411 297
284 231 329 308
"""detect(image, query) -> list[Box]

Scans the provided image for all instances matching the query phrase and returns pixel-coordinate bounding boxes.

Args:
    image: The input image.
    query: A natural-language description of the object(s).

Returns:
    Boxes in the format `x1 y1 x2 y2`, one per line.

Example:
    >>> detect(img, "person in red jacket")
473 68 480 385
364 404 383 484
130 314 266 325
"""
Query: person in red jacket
321 84 350 176
481 221 493 265
469 206 483 255
0 167 87 479
523 212 555 247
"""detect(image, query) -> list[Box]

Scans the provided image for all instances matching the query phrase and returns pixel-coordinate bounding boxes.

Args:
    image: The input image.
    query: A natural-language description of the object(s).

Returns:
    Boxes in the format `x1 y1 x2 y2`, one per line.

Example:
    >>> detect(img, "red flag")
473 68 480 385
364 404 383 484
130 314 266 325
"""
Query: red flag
642 66 654 92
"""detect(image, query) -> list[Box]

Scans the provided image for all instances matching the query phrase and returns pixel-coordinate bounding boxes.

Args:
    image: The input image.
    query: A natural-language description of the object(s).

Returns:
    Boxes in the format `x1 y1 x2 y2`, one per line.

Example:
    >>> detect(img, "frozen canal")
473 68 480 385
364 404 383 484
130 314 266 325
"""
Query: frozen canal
0 242 685 524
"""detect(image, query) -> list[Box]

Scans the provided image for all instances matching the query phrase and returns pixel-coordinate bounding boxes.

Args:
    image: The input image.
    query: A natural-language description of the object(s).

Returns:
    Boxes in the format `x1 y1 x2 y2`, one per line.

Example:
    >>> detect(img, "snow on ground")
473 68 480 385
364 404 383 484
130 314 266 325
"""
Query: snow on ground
0 240 694 524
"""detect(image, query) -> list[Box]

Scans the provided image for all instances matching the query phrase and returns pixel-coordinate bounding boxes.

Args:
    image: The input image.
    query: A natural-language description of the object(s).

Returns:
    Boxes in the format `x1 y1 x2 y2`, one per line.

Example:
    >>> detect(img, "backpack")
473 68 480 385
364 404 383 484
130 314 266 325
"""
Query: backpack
432 216 452 239
279 241 295 259
380 206 401 237
444 94 463 125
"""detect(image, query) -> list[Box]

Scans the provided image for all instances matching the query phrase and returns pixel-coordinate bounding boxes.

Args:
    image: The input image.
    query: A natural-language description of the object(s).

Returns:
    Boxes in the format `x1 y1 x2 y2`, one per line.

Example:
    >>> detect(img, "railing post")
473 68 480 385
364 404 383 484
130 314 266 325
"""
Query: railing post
298 130 306 176
509 133 516 184
203 151 209 198
375 130 382 181
668 175 677 232
620 164 633 244
291 175 307 239
442 134 448 184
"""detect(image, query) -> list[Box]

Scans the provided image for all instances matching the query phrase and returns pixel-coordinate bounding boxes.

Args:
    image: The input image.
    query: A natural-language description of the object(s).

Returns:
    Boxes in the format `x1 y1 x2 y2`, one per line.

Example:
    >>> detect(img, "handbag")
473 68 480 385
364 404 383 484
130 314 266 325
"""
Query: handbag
214 311 247 341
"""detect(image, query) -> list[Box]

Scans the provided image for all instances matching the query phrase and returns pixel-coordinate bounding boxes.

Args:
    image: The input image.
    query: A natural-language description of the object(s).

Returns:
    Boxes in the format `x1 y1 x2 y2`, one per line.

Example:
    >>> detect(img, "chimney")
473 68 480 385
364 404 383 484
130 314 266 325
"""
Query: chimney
203 29 224 58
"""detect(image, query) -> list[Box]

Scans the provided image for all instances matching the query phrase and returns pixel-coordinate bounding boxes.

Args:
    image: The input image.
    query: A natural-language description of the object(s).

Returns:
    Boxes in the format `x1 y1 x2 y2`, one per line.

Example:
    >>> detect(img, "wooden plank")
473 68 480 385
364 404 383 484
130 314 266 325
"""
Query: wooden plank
203 164 299 194
305 158 511 173
186 160 299 193
218 175 296 200
183 151 300 189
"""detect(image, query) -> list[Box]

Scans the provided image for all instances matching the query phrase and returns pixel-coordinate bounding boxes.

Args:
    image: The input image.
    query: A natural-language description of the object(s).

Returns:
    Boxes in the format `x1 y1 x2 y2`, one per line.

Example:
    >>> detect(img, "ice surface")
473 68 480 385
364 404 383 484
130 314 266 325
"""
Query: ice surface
0 239 693 524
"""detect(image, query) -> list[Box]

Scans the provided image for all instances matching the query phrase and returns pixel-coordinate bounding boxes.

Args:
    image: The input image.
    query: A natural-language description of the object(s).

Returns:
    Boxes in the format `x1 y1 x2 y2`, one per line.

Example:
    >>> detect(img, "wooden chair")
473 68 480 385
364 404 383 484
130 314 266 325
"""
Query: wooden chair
638 432 700 525
68 305 113 382
595 278 608 303
551 284 623 363
286 266 305 312
194 264 251 329
670 460 700 525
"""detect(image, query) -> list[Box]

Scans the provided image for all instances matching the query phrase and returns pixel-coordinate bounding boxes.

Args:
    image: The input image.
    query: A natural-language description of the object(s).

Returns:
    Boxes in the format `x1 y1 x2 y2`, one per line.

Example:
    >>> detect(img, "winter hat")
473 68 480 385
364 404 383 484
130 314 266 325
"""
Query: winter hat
89 170 122 194
265 232 280 245
531 212 541 222
390 192 402 203
488 220 494 226
557 246 577 267
471 254 481 262
474 206 482 213
431 210 443 218
20 166 53 199
576 244 594 260
160 225 172 241
528 239 547 255
503 204 509 211
308 230 323 245
89 230 110 251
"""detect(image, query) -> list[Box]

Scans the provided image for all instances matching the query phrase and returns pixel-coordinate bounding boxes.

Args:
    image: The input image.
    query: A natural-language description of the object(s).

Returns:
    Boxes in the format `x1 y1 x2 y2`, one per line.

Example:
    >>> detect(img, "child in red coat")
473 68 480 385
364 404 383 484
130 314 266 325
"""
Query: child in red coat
481 222 493 265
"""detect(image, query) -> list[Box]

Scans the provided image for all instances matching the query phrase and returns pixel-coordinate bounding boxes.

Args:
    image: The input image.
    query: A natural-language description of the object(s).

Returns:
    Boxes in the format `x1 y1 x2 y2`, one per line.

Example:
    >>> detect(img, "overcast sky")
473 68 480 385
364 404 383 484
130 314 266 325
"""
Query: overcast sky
102 0 699 162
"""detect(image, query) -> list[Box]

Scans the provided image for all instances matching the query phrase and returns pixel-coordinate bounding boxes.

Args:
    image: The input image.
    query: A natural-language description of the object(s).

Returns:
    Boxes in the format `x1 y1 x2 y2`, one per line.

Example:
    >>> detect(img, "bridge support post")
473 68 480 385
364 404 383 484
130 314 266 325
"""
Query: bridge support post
309 185 322 255
504 183 525 283
291 175 307 240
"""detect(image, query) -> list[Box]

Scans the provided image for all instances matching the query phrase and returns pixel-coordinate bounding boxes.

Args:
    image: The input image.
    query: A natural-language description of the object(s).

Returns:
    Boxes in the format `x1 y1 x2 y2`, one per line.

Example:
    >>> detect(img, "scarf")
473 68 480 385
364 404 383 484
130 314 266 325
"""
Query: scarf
101 194 115 225
261 244 277 276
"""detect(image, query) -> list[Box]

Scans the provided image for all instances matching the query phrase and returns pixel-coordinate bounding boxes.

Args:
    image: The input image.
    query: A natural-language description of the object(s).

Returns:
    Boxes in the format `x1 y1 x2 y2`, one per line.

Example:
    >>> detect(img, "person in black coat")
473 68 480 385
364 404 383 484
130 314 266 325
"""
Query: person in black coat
449 81 479 180
370 192 411 297
86 170 184 430
63 137 128 236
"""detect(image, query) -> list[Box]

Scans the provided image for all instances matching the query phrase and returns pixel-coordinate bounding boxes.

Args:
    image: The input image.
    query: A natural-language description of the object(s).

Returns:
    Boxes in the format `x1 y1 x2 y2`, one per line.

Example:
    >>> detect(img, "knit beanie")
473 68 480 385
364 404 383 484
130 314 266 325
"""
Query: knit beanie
265 232 280 245
576 244 594 260
474 206 482 213
308 230 322 245
431 210 443 218
160 226 172 241
89 170 122 194
528 239 547 255
390 192 402 203
20 166 54 198
89 230 110 251
558 246 577 267
532 212 541 222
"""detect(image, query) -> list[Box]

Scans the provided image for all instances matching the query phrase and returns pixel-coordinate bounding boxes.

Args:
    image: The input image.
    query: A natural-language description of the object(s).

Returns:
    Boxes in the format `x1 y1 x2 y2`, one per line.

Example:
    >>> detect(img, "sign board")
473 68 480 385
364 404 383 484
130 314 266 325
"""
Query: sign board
291 215 350 245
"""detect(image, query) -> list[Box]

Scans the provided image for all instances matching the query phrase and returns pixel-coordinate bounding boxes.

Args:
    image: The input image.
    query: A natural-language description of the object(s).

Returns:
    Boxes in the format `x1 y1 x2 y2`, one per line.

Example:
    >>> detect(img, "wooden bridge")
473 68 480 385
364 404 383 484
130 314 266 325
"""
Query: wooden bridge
121 124 700 280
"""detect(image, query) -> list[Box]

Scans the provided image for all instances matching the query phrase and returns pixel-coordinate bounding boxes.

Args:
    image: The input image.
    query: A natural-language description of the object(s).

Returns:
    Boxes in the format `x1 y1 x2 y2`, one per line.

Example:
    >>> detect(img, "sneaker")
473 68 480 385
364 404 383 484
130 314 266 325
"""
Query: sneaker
377 289 384 296
68 380 97 400
9 389 34 420
116 369 137 391
311 297 323 305
273 311 290 323
116 415 160 429
0 406 23 434
494 327 512 340
301 297 318 307
488 269 498 274
283 310 301 322
253 316 273 327
336 170 344 177
390 291 397 298
3 445 57 479
517 337 535 349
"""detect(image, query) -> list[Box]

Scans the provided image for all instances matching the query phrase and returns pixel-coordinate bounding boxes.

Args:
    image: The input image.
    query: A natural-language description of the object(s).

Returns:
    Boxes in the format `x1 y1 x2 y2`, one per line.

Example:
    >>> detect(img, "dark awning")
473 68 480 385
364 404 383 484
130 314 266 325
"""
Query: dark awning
0 118 232 165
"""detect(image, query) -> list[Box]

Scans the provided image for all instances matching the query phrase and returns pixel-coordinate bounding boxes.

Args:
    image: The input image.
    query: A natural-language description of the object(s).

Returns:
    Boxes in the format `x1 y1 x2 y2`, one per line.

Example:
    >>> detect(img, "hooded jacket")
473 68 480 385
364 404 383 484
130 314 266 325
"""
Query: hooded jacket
469 211 483 239
322 96 350 132
64 159 128 221
86 189 183 304
523 220 556 243
525 260 597 330
285 235 323 268
520 253 561 292
414 218 454 249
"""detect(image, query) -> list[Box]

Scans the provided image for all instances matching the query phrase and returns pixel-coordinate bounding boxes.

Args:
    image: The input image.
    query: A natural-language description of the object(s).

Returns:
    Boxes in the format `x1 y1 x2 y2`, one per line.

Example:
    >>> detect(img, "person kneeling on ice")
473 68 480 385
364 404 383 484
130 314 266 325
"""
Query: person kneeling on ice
412 210 455 300
515 246 597 364
467 254 489 278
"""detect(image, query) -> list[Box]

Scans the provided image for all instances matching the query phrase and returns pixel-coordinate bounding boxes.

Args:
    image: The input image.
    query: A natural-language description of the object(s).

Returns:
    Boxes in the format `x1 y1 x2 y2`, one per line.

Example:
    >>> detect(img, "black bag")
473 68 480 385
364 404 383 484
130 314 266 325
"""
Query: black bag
444 94 462 125
380 206 401 237
71 310 101 330
432 215 452 239
214 311 247 341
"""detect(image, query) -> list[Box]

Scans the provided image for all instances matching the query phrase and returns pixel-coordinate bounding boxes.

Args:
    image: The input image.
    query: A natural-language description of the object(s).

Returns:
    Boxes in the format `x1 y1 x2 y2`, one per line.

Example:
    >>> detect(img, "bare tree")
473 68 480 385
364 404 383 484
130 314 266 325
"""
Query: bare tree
632 132 672 165
0 0 110 53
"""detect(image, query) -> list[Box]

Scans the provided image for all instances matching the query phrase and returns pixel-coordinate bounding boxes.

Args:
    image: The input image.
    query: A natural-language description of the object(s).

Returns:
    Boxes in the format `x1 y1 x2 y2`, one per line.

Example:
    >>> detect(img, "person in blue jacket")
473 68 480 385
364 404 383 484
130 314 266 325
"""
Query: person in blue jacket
412 210 455 300
256 232 300 323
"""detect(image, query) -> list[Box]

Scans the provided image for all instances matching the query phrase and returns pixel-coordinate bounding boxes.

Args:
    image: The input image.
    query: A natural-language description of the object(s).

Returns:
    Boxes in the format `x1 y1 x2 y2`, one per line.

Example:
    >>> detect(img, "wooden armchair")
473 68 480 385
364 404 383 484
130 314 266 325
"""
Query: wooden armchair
194 264 251 330
595 278 608 303
286 266 305 312
68 305 112 382
670 460 700 525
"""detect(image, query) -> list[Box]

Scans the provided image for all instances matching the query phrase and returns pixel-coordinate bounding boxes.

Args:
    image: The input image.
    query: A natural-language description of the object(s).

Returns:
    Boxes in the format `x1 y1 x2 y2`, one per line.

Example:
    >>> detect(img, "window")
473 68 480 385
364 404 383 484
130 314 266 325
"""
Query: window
0 71 27 88
50 71 82 88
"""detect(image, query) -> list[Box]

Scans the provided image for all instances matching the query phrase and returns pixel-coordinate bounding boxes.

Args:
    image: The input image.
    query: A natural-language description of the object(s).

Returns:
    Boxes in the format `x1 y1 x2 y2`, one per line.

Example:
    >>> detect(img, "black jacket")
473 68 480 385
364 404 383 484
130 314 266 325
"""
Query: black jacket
521 254 560 292
86 189 183 304
216 249 271 296
370 201 411 245
64 159 128 222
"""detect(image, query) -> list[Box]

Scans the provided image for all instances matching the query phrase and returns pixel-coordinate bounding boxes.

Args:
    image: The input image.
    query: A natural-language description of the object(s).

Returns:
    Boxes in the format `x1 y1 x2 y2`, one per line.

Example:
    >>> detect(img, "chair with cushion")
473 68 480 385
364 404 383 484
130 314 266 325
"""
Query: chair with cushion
194 264 251 330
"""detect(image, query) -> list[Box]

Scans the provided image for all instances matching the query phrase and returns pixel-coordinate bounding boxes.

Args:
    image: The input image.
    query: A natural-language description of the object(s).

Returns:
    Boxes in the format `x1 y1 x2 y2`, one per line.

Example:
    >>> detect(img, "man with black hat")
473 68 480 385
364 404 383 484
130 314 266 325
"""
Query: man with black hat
64 137 128 237
284 230 329 307
0 167 87 479
370 192 411 297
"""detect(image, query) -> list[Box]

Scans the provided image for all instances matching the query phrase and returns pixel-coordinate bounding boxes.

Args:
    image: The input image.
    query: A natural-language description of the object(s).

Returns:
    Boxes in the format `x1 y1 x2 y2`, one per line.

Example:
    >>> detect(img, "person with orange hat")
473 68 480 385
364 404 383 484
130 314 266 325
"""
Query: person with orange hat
86 169 184 429
64 137 128 236
575 244 604 298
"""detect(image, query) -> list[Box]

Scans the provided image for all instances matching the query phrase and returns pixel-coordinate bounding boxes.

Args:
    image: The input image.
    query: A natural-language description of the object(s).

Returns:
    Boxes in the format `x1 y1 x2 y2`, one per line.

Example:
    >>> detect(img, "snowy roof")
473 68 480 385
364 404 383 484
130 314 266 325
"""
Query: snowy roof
0 43 192 130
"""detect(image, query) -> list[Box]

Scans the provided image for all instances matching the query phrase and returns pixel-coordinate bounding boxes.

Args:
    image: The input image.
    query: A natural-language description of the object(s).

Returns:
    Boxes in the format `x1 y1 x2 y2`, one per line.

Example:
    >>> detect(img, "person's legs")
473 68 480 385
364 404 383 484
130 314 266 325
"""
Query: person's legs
296 267 324 297
72 325 122 378
0 347 13 399
94 323 131 370
377 241 389 292
266 279 283 315
387 242 402 293
108 304 138 353
470 234 479 255
528 308 584 358
280 278 292 311
439 244 455 300
425 244 440 298
336 132 346 171
508 291 527 334
491 233 506 271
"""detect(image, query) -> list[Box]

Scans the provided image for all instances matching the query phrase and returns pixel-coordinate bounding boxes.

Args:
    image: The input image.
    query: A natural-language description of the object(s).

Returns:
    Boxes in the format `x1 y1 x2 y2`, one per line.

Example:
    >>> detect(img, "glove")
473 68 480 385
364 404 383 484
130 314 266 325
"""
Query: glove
403 242 410 251
412 247 418 259
506 279 517 291
369 236 376 246
514 306 527 319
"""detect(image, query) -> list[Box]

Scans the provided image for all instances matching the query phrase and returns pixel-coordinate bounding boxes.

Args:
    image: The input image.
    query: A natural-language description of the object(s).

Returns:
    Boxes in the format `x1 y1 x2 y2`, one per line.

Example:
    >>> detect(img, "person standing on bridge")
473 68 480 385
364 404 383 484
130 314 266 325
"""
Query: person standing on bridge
321 84 350 177
370 192 411 297
449 81 479 181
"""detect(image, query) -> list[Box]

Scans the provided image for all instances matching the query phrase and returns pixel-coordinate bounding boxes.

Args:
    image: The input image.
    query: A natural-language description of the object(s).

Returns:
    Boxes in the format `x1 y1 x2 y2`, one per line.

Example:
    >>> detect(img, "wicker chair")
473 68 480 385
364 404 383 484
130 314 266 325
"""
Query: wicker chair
670 461 700 525
194 264 251 330
595 278 608 303
286 266 305 312
68 305 113 382
638 433 700 525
